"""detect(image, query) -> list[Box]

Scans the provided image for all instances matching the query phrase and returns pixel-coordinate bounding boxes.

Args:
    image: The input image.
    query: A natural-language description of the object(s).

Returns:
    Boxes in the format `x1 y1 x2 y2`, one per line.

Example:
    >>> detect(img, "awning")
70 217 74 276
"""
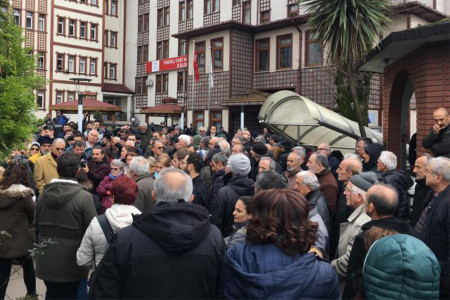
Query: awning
140 104 182 117
223 90 271 107
51 99 122 113
258 90 383 154
102 83 134 94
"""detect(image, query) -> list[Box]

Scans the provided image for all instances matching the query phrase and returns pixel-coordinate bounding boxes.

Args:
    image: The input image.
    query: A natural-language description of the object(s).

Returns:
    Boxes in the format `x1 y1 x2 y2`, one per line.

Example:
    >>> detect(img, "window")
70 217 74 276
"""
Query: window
137 47 142 64
111 0 118 16
233 0 241 6
187 0 193 20
205 0 220 14
104 30 108 46
80 21 87 39
36 90 44 109
14 9 20 26
155 74 168 94
90 58 97 75
157 40 169 60
158 7 169 27
57 17 65 35
26 11 33 29
38 14 45 31
56 91 63 104
177 71 185 92
109 63 117 80
68 92 75 102
135 77 142 94
194 111 204 133
196 42 206 73
211 38 223 71
110 32 117 48
242 1 251 24
144 13 149 31
138 15 143 32
210 111 222 129
255 38 269 71
179 1 185 22
69 19 76 36
68 55 75 73
260 11 270 24
178 40 187 56
56 53 64 71
306 30 323 66
90 23 98 41
80 57 86 74
104 0 108 14
288 4 299 18
91 0 97 6
103 62 108 78
277 35 292 69
137 45 149 64
38 52 45 69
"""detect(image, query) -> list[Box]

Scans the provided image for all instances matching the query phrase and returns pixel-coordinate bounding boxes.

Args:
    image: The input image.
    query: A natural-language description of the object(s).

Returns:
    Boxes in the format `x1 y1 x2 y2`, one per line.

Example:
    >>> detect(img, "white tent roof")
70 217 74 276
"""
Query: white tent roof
258 90 383 153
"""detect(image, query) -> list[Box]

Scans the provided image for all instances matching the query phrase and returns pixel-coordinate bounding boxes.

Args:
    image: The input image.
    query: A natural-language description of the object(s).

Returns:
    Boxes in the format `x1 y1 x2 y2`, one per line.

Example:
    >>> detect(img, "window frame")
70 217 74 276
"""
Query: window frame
305 30 323 67
38 14 45 31
211 37 223 71
90 23 98 41
57 17 65 35
68 55 76 73
204 0 220 14
90 58 97 76
36 90 45 109
276 34 292 70
69 19 76 37
155 73 169 94
255 38 270 72
187 0 193 20
109 63 117 80
26 11 33 29
80 21 87 39
56 90 64 104
177 71 185 92
260 10 270 24
111 0 118 16
67 91 75 102
242 1 251 24
179 1 186 22
110 31 117 48
37 52 45 70
56 53 64 72
13 9 20 26
196 41 206 73
79 56 87 74
287 4 299 18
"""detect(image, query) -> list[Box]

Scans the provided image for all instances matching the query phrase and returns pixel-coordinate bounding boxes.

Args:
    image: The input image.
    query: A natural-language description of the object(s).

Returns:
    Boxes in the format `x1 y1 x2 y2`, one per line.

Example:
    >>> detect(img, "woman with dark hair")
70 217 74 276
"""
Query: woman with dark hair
224 189 340 299
225 195 252 248
77 175 141 269
0 163 36 299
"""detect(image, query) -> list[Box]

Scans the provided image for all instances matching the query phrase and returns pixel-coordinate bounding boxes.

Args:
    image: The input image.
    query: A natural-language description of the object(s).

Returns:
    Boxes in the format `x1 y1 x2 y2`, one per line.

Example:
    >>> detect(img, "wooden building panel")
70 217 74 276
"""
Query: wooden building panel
26 0 34 11
136 95 148 109
38 0 47 13
37 31 46 51
301 66 336 110
230 30 253 97
232 5 241 22
187 72 229 110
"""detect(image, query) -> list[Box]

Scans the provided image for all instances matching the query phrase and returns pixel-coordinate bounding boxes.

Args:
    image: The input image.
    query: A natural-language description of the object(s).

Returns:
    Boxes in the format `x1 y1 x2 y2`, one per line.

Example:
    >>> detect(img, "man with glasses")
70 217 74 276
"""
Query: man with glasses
151 140 165 159
33 138 67 194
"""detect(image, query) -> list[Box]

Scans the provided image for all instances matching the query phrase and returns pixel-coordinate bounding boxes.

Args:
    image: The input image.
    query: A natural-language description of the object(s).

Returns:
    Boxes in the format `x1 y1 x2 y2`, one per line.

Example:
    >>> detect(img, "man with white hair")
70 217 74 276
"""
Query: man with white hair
34 138 67 194
331 172 376 282
285 148 306 190
210 153 255 237
377 150 413 219
175 134 191 151
138 122 153 152
416 156 450 298
317 143 340 179
129 156 155 212
90 168 225 299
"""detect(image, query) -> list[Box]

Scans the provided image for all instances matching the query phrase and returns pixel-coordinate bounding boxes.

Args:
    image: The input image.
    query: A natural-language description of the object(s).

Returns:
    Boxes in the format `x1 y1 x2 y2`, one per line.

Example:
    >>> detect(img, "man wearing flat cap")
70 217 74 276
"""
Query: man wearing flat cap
331 172 378 282
210 153 255 237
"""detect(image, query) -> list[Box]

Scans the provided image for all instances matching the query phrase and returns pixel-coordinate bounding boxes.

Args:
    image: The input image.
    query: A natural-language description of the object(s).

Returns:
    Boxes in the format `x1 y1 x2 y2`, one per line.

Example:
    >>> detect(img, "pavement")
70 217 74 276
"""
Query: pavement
5 265 46 300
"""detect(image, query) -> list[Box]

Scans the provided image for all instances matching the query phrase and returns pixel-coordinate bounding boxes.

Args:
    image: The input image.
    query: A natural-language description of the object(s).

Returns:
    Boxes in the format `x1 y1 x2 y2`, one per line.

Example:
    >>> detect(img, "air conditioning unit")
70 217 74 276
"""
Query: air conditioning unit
146 77 153 87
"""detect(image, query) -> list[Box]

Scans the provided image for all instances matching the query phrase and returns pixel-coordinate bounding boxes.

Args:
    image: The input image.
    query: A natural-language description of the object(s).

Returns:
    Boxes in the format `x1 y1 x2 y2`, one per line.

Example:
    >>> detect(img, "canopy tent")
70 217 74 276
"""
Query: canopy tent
51 99 122 122
258 90 383 154
140 103 182 124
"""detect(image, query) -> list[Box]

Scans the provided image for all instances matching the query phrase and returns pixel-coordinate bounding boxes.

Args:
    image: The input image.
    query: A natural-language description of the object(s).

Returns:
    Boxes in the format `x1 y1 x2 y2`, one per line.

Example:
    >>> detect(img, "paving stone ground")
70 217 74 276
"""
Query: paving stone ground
5 265 45 300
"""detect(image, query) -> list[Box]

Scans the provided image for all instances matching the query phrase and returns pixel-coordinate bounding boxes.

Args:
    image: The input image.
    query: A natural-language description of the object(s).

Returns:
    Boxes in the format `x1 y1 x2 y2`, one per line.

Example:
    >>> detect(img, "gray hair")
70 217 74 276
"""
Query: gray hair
314 153 330 169
219 140 231 155
367 183 399 216
212 153 228 166
254 135 265 143
379 151 397 170
110 159 125 170
260 156 276 171
52 138 65 146
428 157 450 182
351 184 367 200
178 134 191 146
291 147 306 160
297 170 320 191
154 168 193 204
129 156 150 176
255 171 286 191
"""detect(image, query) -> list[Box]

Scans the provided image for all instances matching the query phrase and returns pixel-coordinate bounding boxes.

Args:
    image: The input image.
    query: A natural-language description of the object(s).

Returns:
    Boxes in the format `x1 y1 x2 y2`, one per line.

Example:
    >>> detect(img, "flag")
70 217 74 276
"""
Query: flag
193 47 199 83
209 48 214 88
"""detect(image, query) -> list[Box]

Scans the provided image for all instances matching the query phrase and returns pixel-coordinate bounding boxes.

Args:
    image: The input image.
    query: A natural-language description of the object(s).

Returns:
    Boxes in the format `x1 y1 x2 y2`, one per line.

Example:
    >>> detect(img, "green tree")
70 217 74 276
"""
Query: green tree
0 2 44 158
301 0 390 136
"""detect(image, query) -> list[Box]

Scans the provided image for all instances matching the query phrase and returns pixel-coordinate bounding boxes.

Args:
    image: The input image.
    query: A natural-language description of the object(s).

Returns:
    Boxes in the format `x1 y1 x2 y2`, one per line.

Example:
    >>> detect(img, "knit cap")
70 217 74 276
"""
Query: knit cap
192 135 202 146
252 142 267 156
228 153 251 176
349 171 379 192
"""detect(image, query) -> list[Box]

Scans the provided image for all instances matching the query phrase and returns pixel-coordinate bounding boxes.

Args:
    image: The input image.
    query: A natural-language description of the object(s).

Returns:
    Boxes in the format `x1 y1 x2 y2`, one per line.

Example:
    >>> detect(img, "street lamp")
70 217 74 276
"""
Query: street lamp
69 77 91 132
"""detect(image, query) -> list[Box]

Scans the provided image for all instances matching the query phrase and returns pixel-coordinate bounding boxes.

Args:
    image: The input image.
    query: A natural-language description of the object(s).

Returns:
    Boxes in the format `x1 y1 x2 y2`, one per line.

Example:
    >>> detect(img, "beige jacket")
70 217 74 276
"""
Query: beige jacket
33 152 58 193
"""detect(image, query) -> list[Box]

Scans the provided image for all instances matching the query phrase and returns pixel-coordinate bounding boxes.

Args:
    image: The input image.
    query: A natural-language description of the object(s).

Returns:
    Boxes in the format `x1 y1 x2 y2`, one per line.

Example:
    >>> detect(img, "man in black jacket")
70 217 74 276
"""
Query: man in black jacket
410 154 433 226
183 152 210 209
90 168 225 299
343 183 415 299
210 153 254 237
422 107 450 158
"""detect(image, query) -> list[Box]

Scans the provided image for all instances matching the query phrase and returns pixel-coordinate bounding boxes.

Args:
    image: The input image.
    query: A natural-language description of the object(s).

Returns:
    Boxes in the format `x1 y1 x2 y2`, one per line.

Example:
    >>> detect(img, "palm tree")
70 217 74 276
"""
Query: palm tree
301 0 390 137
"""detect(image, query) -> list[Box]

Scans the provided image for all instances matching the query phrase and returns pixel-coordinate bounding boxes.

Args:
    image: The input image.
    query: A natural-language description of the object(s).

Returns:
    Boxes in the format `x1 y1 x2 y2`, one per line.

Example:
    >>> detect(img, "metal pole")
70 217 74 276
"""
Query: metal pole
240 105 244 130
181 68 186 129
78 93 83 132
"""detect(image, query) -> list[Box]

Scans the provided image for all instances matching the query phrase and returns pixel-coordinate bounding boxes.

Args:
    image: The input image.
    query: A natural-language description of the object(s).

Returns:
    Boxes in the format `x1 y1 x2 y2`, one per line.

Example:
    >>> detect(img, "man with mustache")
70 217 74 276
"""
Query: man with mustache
422 107 450 158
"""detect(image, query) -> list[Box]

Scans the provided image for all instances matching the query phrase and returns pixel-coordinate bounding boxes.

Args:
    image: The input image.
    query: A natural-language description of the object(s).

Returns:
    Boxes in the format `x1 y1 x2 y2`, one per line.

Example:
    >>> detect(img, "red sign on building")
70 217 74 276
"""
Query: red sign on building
146 55 187 73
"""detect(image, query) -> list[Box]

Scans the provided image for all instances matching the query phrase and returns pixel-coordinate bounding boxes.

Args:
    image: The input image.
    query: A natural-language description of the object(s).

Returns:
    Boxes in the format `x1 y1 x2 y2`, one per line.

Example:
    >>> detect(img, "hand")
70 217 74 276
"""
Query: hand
83 165 89 174
432 124 441 135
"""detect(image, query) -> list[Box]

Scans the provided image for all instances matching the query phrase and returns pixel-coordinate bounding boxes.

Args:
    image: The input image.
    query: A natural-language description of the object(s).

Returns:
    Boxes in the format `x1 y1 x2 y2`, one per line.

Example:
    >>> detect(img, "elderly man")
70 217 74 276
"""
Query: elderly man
85 129 100 160
410 154 433 226
249 142 268 180
355 137 373 159
416 156 450 298
307 152 339 217
138 122 152 151
210 153 254 237
175 134 191 151
151 139 165 159
241 130 252 153
258 156 276 173
33 138 66 194
377 151 413 219
317 143 340 179
129 156 155 213
90 168 224 299
343 184 415 299
295 171 330 232
285 148 306 190
422 107 450 157
331 172 377 282
210 153 228 206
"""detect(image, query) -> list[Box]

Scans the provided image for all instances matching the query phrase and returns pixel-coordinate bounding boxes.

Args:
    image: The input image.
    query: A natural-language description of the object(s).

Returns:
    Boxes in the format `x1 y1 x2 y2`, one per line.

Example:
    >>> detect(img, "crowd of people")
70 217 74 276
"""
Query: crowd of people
0 107 448 299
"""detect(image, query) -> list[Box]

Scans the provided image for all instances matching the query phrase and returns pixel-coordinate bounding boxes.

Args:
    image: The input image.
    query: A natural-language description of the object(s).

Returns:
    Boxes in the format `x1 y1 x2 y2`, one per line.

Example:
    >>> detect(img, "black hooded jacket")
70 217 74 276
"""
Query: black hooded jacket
362 143 383 172
378 170 414 219
89 202 225 299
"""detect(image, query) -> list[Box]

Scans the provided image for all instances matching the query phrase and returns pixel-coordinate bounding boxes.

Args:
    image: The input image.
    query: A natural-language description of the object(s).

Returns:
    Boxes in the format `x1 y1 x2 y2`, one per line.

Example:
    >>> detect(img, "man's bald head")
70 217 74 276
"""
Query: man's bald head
366 184 399 218
153 168 193 204
433 107 449 129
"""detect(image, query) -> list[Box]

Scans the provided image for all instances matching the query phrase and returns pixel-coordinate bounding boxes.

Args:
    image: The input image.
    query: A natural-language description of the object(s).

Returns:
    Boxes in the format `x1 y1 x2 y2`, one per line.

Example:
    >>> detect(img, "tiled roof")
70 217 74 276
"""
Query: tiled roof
223 90 272 106
102 83 134 94
140 104 182 115
51 99 122 112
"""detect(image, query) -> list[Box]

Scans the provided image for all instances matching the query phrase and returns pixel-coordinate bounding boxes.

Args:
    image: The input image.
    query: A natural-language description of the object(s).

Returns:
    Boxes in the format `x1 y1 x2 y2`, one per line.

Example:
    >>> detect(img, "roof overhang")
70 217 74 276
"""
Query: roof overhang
140 104 182 117
387 1 449 23
223 90 271 106
360 20 450 73
102 83 134 94
50 99 122 113
258 90 383 154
